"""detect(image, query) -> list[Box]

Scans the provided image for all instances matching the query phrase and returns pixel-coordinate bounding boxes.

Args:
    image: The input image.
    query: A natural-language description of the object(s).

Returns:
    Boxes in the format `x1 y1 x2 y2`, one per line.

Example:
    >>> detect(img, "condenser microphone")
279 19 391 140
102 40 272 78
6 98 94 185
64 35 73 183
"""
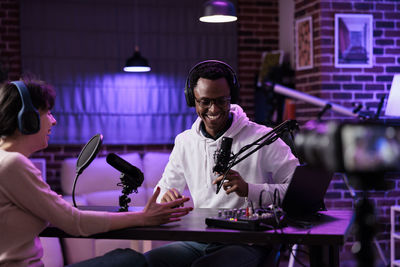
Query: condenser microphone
213 137 233 173
214 137 233 193
106 153 144 188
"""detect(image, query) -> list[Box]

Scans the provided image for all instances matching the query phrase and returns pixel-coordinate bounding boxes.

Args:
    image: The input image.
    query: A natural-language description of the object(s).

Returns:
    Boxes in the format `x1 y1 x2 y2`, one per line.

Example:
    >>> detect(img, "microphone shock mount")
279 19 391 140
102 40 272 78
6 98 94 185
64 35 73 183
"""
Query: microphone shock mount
117 173 141 212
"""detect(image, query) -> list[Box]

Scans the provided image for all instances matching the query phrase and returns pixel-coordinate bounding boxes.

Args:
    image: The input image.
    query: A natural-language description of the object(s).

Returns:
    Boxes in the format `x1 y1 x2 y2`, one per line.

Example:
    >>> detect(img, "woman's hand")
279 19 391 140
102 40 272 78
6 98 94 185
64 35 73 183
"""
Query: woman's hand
142 187 193 226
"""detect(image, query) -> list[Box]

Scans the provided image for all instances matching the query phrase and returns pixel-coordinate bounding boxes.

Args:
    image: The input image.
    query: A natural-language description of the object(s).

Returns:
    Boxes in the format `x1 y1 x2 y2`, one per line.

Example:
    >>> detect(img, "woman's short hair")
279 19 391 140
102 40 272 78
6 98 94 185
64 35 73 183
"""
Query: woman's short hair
0 77 55 136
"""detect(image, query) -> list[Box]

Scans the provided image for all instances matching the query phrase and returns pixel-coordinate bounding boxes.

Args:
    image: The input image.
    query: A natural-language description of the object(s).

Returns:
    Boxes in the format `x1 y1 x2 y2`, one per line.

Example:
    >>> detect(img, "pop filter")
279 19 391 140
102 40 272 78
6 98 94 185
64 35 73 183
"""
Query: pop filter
72 134 103 207
76 134 103 175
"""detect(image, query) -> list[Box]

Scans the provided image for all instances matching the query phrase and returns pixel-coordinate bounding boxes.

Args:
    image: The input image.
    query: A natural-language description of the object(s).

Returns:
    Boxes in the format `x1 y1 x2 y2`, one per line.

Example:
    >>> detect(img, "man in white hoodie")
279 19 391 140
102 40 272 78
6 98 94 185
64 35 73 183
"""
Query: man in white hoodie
145 60 299 267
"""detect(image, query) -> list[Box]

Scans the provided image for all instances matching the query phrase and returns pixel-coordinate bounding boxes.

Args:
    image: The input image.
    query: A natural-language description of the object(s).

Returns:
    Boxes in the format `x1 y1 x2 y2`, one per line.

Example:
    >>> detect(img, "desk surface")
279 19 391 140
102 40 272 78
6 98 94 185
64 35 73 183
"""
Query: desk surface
41 208 353 246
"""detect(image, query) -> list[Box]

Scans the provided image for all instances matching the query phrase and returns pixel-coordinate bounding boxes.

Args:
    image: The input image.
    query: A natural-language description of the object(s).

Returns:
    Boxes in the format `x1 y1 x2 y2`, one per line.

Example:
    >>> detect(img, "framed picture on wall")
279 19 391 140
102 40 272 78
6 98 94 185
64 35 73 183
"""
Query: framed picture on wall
335 13 373 68
295 16 313 70
257 50 284 87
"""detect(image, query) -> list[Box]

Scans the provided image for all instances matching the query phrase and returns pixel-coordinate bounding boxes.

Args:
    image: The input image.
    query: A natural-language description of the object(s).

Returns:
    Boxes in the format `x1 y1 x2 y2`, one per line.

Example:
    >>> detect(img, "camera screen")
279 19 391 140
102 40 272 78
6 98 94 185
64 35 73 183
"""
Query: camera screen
341 124 400 172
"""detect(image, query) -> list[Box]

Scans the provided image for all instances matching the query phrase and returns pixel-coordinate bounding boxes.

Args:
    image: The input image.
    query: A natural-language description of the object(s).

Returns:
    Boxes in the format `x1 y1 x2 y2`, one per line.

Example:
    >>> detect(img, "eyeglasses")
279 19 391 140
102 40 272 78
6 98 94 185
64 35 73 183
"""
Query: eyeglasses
194 96 231 108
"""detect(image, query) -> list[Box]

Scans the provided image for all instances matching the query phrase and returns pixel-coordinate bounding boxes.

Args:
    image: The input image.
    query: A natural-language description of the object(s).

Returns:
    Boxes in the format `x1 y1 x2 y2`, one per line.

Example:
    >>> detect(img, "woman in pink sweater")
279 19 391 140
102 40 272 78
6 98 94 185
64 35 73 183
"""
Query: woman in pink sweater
0 78 192 267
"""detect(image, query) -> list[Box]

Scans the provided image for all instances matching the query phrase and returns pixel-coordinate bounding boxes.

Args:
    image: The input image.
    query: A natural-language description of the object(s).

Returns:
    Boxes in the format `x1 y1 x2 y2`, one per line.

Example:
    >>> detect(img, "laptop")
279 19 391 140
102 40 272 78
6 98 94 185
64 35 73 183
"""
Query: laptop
281 164 333 219
385 74 400 117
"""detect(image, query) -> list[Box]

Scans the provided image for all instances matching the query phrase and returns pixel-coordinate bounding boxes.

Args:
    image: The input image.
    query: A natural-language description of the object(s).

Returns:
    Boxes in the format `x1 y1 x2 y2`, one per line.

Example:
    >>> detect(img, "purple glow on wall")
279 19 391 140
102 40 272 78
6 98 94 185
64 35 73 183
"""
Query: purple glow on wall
19 0 237 144
50 73 197 144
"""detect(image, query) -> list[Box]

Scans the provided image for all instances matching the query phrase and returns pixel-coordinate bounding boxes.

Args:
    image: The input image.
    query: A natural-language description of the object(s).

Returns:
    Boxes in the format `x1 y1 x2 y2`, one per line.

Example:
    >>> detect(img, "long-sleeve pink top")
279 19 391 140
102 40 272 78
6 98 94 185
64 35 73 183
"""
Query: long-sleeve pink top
0 150 111 266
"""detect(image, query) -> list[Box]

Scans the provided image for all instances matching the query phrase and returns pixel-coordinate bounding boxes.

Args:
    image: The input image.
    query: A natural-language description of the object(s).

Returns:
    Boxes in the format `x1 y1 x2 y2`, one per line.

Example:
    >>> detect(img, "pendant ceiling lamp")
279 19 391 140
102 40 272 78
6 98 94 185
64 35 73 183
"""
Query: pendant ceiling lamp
123 46 151 72
199 0 237 23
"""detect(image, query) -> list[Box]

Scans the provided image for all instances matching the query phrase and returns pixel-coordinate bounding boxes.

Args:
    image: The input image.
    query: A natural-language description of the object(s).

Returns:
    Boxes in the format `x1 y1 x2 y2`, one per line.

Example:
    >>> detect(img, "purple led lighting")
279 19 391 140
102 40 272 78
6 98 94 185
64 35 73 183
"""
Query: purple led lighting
123 66 151 72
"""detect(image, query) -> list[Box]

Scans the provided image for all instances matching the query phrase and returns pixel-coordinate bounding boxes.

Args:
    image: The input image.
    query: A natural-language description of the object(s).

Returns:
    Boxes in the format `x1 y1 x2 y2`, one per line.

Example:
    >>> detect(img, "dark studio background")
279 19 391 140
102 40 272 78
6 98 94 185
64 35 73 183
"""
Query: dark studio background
1 0 400 263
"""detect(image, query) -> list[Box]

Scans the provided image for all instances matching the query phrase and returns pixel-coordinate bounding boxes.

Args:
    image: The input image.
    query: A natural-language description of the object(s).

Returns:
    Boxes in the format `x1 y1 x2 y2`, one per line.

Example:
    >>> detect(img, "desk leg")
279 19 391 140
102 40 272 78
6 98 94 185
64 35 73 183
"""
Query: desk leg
309 245 339 267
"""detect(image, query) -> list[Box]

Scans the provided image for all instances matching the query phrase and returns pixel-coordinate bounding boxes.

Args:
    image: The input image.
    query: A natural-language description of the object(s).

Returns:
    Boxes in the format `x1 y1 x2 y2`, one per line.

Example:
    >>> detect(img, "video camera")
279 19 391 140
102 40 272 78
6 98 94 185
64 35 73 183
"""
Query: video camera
295 120 400 190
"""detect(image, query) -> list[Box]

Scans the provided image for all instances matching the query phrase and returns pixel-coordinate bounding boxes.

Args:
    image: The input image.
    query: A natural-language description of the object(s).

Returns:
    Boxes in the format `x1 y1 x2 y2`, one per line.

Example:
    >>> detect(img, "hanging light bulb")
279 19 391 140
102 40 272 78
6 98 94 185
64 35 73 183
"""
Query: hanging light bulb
199 0 237 23
123 46 151 72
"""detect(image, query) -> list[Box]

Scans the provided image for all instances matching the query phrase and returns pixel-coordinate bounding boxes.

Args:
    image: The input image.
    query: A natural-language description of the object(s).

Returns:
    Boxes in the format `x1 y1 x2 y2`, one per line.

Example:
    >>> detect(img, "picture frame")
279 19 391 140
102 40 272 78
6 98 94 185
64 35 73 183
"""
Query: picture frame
295 16 313 71
257 50 284 87
334 13 373 68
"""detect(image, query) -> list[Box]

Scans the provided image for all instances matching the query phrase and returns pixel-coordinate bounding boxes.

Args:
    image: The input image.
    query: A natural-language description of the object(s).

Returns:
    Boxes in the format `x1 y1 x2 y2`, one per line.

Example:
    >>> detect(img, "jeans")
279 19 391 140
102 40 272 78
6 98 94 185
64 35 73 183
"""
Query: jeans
66 248 147 267
144 241 271 267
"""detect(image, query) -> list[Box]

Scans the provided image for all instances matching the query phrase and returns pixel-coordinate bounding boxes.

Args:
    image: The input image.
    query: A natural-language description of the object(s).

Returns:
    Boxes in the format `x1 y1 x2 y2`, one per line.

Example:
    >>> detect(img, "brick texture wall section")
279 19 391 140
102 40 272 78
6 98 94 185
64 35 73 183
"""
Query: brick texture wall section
237 0 279 119
295 0 400 260
0 0 20 81
295 0 400 124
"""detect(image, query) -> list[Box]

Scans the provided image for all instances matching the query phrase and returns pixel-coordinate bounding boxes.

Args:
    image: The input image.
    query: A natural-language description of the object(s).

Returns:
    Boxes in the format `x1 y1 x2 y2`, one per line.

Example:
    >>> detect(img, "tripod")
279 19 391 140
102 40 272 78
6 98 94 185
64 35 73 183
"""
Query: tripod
342 173 388 267
353 192 376 267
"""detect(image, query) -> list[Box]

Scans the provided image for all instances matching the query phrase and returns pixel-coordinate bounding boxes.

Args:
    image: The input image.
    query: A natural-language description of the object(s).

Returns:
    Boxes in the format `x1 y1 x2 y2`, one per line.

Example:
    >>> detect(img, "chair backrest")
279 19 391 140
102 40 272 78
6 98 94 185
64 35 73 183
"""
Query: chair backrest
142 152 171 188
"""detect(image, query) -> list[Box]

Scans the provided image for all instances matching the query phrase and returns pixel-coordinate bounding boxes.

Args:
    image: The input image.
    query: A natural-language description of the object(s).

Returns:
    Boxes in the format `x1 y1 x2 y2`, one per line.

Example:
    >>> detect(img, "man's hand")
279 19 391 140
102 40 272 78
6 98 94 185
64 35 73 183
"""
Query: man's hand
212 169 248 197
161 188 183 203
142 187 193 226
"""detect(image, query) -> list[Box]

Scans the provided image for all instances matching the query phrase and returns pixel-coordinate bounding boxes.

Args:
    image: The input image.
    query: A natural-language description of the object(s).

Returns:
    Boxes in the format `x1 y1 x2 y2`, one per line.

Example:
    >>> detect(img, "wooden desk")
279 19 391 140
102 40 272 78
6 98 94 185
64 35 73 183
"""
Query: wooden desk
41 208 354 267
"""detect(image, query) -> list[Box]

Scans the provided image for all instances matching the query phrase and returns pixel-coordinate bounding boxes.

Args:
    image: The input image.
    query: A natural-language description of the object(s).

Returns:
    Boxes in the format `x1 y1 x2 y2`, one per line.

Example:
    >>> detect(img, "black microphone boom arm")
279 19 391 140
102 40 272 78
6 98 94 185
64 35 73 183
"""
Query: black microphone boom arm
232 120 298 166
216 120 299 194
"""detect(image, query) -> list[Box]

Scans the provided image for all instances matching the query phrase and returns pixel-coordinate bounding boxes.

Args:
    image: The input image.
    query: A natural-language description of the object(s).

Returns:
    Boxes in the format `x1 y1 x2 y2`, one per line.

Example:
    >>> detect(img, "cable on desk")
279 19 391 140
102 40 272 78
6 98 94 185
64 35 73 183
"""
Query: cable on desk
256 189 284 230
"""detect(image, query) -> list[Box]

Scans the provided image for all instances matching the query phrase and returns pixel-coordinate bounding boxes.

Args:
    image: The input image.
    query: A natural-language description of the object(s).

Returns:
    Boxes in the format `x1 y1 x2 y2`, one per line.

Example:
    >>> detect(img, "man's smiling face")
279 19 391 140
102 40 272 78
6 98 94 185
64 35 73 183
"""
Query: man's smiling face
194 77 231 138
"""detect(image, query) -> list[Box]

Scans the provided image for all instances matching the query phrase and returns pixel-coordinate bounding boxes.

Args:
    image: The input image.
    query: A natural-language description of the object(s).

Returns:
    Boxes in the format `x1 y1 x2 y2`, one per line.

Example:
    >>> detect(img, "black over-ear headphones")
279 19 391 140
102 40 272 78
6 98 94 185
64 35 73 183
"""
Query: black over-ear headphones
11 81 41 135
184 60 239 107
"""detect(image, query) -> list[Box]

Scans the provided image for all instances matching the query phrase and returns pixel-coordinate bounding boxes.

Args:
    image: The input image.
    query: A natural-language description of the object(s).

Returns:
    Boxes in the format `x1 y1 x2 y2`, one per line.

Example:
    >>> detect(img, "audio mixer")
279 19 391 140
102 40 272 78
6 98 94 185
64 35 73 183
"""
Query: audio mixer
205 208 283 231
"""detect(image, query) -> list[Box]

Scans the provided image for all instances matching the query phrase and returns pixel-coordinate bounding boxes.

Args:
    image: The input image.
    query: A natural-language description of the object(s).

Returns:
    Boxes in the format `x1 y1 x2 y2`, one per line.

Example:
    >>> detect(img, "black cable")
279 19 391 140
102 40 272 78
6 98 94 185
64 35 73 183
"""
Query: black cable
274 245 282 267
272 189 283 227
288 244 309 267
283 215 314 229
256 189 284 231
374 96 385 120
352 103 363 114
289 245 310 256
317 103 332 120
273 188 281 207
258 189 266 208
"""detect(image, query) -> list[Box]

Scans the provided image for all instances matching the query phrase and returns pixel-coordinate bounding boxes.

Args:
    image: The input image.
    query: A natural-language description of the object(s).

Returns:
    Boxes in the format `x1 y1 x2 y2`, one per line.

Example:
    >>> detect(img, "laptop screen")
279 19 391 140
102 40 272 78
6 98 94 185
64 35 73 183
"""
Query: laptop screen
385 74 400 117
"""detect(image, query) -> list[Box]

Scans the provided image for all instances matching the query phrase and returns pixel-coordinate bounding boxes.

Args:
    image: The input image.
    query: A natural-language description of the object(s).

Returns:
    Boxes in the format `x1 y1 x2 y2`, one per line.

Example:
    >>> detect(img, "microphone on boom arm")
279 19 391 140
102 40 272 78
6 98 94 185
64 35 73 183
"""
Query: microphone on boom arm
213 137 233 193
214 120 299 194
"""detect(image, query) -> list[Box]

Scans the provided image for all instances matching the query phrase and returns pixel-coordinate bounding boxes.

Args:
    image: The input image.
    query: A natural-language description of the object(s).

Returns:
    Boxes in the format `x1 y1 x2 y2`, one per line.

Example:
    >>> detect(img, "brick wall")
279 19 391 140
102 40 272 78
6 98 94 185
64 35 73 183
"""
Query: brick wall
0 0 20 81
237 0 279 119
294 0 400 260
295 0 400 123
